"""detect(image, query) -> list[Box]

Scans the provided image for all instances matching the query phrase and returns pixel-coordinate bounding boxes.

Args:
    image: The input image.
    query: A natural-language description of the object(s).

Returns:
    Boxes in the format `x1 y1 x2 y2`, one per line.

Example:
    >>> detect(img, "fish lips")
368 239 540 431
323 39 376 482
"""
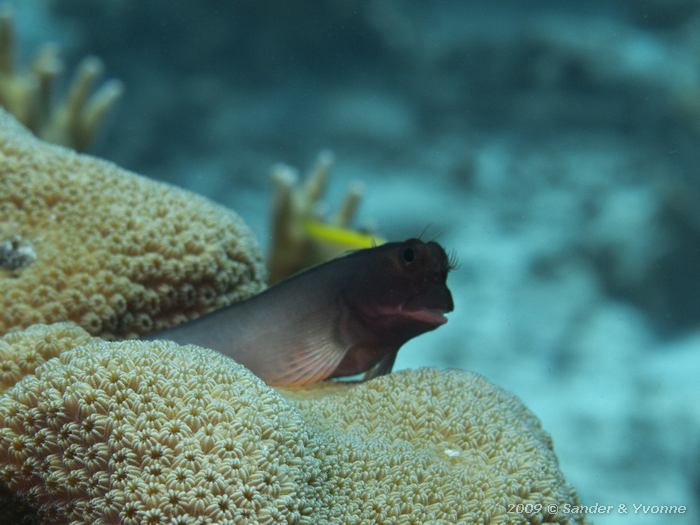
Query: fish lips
398 285 454 327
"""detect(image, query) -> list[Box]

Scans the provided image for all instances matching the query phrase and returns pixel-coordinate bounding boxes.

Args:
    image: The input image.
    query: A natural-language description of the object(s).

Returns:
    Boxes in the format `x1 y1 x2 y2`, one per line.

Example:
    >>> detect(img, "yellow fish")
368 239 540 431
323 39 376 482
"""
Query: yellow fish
302 219 386 251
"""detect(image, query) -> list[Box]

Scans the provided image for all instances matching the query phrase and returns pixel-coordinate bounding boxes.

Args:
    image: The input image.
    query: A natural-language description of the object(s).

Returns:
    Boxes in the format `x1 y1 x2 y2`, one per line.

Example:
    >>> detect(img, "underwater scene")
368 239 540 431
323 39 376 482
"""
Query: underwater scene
0 0 698 524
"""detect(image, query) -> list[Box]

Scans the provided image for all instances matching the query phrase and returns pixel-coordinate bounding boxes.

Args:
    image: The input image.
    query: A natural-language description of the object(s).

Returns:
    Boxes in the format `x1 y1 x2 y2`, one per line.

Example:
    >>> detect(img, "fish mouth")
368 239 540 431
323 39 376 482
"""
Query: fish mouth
395 304 449 326
372 304 450 327
396 285 453 326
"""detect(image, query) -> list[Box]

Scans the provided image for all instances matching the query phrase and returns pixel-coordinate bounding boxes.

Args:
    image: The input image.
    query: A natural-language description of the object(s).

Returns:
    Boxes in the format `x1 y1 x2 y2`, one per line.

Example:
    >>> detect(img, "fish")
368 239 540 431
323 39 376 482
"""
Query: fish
148 238 455 387
301 219 387 251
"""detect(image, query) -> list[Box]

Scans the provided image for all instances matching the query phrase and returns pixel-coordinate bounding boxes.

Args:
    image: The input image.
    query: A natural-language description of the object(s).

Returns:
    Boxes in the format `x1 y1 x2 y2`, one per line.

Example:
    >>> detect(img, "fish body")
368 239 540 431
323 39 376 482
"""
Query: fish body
302 219 386 251
150 238 454 386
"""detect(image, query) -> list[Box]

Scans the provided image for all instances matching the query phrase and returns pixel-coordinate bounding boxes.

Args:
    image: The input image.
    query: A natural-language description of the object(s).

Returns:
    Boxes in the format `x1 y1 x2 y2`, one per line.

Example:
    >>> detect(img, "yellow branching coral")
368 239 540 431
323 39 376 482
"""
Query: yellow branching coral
268 151 384 284
0 6 122 151
0 323 587 524
0 108 266 338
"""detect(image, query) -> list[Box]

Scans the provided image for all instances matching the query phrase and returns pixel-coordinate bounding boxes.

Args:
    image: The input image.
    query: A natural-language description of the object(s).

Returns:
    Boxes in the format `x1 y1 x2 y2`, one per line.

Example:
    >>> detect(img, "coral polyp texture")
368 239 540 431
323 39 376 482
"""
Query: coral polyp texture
0 323 313 524
0 108 265 338
0 323 587 524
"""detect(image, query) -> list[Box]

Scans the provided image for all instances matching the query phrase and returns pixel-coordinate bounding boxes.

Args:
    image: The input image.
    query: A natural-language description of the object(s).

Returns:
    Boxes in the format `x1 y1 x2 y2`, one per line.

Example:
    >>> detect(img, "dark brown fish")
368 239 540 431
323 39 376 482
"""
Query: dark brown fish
149 238 454 386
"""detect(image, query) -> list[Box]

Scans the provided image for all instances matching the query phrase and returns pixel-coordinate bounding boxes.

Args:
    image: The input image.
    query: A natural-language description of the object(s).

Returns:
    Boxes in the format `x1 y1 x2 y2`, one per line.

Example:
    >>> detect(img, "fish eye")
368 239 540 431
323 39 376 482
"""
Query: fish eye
401 247 416 264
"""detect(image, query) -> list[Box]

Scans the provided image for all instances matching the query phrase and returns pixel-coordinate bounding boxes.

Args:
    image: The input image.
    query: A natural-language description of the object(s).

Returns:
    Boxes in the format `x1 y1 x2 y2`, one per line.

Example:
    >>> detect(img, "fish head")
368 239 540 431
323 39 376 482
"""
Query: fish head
344 238 454 342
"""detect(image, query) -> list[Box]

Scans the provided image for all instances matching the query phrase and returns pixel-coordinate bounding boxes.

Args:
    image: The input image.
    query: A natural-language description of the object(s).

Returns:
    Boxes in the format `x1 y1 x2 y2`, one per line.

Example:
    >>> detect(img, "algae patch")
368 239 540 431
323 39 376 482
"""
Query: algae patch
0 235 36 272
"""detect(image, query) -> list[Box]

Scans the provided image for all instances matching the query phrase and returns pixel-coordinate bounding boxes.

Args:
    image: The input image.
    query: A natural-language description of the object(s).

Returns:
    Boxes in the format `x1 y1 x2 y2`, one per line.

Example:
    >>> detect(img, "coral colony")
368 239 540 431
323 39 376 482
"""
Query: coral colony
0 108 265 338
0 323 585 524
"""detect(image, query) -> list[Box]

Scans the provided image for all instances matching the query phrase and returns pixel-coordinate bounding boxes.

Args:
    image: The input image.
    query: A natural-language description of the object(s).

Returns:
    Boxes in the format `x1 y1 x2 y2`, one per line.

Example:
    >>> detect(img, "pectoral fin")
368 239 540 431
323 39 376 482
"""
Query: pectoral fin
362 351 397 381
257 340 349 387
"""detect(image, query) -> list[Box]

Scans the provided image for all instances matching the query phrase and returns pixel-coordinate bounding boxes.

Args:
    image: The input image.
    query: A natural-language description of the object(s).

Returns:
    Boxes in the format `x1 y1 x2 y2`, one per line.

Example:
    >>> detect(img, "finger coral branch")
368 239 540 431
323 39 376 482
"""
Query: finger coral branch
332 180 364 226
43 56 124 151
302 149 334 205
0 8 121 151
81 78 124 145
267 151 383 283
30 43 62 126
